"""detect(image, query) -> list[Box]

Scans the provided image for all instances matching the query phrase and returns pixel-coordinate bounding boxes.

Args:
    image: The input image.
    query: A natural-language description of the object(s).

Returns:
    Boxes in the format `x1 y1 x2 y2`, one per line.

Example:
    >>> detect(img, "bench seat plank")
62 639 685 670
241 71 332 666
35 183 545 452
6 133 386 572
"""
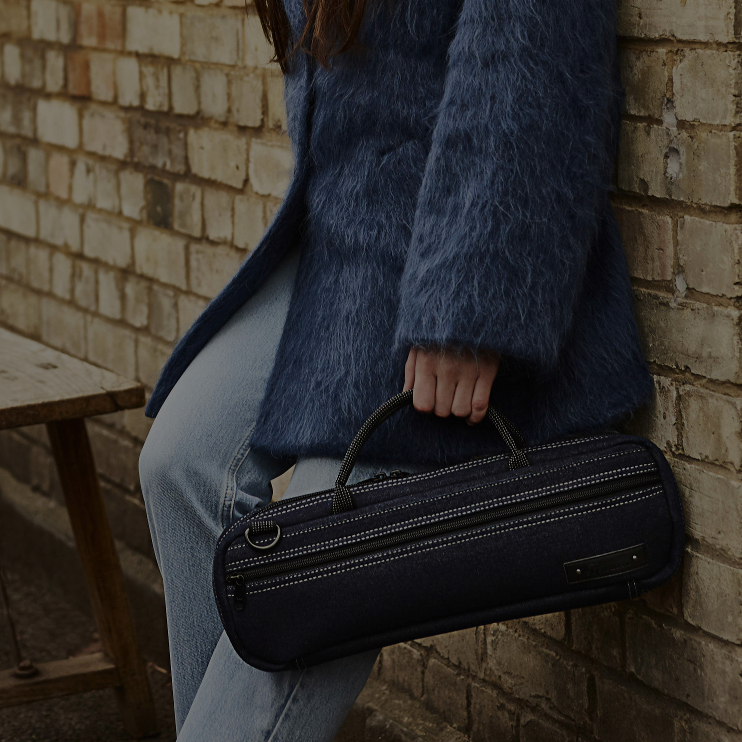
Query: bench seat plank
0 328 145 429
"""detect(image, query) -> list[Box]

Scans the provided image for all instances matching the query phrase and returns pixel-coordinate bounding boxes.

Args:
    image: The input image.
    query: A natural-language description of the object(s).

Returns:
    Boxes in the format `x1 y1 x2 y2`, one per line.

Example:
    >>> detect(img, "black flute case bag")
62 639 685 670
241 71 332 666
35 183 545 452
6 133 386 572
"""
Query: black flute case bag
213 389 685 671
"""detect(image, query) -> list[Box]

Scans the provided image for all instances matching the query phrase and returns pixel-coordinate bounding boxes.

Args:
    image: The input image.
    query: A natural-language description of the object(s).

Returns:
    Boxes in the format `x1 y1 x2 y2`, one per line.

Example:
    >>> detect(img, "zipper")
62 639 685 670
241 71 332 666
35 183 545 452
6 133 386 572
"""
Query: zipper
232 574 246 611
253 432 617 517
354 469 410 485
226 470 661 605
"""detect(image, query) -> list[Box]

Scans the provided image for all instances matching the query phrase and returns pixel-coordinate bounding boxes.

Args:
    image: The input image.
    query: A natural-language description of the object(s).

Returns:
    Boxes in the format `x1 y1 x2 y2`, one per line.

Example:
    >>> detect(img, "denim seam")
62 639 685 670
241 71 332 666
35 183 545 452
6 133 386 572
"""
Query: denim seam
226 460 657 567
264 668 306 742
214 433 619 552
220 422 258 530
214 559 227 630
226 450 648 558
226 488 661 595
247 434 630 519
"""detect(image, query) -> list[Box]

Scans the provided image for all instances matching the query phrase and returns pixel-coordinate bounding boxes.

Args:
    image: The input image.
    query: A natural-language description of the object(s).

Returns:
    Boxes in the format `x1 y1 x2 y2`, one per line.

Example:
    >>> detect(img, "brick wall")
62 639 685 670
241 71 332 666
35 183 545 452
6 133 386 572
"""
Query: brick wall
369 4 742 740
0 0 292 570
0 0 740 739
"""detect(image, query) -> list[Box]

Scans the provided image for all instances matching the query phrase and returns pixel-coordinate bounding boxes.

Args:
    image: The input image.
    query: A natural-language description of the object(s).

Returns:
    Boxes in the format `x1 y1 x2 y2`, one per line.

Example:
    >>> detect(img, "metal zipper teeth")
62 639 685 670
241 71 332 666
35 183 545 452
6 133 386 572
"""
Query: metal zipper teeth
226 470 662 586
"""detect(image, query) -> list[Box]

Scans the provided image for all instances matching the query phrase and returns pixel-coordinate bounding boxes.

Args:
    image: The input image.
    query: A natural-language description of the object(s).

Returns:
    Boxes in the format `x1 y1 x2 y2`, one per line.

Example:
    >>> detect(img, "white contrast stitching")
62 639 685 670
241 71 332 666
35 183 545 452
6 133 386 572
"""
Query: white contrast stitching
213 435 636 555
227 489 661 596
236 487 656 588
229 449 643 554
226 460 657 568
226 448 642 556
226 449 650 561
246 433 618 519
341 435 618 496
230 488 661 595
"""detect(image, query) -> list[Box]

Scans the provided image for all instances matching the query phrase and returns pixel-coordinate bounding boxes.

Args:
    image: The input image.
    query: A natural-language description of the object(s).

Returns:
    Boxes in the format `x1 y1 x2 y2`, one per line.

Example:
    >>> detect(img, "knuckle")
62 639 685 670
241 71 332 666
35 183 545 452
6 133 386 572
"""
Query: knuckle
414 398 434 413
471 399 489 414
451 405 471 418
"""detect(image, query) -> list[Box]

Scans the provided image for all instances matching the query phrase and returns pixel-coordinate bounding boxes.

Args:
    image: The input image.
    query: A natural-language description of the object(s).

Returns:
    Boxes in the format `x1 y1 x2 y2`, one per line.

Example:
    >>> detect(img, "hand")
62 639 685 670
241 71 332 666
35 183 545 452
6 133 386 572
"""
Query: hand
402 345 500 425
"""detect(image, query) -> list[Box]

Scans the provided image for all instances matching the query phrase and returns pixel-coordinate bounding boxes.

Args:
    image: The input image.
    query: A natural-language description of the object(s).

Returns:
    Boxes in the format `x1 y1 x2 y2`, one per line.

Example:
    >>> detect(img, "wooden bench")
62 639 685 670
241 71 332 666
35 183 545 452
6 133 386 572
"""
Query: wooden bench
0 327 158 738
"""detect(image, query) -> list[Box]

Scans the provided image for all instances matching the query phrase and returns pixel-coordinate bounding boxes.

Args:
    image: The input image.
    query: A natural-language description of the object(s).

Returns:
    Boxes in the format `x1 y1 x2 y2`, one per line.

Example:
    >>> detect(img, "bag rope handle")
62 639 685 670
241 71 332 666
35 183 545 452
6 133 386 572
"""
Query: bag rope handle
331 389 531 515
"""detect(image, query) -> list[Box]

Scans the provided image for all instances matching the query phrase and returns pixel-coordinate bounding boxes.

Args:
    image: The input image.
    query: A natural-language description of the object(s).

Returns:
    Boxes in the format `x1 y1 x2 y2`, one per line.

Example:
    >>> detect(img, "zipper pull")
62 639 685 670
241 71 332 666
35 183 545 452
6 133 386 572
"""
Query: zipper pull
354 470 409 486
356 471 387 485
231 575 245 612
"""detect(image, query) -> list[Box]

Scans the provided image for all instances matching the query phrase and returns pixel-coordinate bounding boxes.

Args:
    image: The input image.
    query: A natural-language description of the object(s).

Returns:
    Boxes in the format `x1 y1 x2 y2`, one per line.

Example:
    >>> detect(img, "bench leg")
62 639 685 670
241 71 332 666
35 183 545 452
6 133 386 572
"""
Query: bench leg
46 418 159 739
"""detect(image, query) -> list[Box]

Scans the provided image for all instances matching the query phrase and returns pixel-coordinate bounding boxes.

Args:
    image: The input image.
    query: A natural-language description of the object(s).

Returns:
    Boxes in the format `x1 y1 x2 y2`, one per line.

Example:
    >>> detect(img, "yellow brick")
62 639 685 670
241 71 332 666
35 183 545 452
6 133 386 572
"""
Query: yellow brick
635 289 742 383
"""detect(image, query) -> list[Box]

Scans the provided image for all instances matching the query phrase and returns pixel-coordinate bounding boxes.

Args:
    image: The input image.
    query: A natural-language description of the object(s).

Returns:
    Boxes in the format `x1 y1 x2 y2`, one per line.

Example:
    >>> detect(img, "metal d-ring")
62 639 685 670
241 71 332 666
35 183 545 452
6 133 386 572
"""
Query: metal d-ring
245 522 281 551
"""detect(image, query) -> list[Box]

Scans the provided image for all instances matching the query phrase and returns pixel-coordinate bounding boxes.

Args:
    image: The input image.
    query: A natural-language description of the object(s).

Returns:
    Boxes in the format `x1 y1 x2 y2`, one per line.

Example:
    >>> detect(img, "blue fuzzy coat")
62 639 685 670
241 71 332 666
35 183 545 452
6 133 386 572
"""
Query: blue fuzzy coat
144 0 654 466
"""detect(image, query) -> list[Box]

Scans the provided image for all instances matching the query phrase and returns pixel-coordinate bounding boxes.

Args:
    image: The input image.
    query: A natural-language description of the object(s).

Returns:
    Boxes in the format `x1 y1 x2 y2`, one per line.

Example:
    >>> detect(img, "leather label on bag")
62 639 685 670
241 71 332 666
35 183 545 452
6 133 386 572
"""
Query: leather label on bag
563 543 647 583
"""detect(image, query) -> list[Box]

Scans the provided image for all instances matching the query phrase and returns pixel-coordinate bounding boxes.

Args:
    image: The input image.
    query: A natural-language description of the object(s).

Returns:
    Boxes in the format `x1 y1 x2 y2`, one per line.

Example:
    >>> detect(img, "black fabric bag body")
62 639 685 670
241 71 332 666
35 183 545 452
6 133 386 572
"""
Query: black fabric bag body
212 390 685 672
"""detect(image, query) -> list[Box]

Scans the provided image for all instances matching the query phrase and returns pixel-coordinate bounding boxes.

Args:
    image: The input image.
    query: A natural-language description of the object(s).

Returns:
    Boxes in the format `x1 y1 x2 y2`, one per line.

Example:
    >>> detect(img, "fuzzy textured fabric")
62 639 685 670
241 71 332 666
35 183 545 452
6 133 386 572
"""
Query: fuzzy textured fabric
144 0 654 467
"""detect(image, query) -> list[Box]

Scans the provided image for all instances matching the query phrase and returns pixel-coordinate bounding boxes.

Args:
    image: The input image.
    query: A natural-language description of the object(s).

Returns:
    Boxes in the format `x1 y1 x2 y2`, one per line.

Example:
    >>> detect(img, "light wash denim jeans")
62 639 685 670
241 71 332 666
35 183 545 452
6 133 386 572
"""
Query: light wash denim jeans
138 241 435 740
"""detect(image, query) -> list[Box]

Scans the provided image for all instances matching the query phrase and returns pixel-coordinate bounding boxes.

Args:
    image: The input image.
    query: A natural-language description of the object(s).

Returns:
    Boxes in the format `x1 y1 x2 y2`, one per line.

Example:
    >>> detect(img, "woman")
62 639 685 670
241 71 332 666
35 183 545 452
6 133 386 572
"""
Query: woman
139 0 654 737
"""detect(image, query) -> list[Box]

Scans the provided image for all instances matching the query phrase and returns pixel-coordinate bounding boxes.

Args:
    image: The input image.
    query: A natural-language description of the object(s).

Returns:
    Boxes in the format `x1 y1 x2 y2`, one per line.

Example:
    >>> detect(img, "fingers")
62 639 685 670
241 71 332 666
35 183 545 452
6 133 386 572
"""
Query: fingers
433 353 458 417
466 374 493 425
467 354 499 425
402 346 417 392
451 375 475 419
410 348 437 414
405 345 500 423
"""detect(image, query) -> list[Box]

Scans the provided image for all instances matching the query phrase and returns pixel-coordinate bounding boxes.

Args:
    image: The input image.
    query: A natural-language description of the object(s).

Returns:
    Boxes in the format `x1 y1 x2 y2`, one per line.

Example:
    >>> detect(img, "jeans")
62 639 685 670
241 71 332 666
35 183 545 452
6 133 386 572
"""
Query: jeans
138 241 435 740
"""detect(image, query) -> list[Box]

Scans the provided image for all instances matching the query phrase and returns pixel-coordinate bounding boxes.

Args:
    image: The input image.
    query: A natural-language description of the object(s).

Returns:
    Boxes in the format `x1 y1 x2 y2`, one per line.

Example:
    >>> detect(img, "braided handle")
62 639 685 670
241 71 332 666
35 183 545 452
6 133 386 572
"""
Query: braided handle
331 389 531 514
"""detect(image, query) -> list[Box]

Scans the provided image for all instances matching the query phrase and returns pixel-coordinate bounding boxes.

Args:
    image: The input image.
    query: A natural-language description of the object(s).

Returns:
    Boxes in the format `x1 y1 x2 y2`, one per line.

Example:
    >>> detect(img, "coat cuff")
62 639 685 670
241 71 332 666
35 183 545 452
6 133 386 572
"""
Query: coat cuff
392 0 624 377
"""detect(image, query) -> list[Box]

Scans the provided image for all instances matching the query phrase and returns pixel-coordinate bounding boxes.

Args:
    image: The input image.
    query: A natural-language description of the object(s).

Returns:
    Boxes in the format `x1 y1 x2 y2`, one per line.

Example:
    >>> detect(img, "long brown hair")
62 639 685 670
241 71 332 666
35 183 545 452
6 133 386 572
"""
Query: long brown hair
252 0 389 72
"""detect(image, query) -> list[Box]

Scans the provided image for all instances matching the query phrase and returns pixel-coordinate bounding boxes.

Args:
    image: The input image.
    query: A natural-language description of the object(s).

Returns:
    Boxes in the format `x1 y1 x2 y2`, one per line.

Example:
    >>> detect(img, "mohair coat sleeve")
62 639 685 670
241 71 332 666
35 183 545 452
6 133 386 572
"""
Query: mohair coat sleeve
392 0 624 374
